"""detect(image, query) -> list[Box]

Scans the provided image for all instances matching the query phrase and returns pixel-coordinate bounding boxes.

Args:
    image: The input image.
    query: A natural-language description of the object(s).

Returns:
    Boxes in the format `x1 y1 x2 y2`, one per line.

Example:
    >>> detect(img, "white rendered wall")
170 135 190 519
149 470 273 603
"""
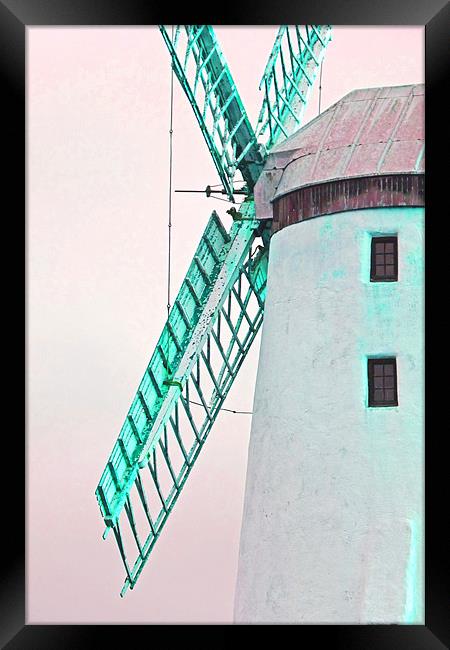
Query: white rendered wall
234 207 424 624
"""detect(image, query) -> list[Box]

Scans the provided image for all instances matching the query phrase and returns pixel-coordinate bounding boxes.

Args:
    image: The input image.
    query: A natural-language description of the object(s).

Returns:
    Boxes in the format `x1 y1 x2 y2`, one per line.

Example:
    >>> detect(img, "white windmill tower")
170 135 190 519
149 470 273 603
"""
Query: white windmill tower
234 83 424 623
94 26 424 624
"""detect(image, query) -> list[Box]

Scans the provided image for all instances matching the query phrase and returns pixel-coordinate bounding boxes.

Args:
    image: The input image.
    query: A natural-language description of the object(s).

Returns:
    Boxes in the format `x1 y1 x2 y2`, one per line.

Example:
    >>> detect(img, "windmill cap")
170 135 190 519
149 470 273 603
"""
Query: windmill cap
255 83 424 219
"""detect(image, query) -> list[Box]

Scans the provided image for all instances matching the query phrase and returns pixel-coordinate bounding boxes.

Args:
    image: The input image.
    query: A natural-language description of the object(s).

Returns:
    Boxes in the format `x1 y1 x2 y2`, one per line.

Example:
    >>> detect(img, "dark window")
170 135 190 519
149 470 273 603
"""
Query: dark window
368 358 398 407
370 236 398 281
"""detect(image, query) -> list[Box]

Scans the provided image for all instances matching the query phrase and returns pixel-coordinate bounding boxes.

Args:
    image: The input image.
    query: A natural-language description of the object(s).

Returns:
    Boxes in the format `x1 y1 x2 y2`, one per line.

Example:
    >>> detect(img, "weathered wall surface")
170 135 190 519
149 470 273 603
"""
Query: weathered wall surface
234 207 424 623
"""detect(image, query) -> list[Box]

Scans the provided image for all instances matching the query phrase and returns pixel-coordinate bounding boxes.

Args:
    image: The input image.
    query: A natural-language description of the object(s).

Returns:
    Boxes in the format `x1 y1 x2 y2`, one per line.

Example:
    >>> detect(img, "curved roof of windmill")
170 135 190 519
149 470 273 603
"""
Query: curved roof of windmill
255 83 424 218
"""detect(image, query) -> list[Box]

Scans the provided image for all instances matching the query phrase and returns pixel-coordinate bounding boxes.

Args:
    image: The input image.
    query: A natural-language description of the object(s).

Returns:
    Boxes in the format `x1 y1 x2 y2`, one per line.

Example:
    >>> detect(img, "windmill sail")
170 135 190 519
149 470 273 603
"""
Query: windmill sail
96 25 332 596
160 26 265 201
95 205 268 595
256 25 332 149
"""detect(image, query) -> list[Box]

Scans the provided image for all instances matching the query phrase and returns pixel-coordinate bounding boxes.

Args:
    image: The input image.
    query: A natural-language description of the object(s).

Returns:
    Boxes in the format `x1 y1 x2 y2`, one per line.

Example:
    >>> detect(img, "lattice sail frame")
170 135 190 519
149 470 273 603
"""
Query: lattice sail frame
159 25 332 200
96 206 269 595
160 25 264 201
96 24 332 595
256 25 332 149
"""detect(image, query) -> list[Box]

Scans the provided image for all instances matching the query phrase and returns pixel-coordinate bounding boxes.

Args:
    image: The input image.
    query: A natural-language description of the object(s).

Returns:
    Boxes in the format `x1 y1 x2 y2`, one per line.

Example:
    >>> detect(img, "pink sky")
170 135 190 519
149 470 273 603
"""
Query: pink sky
27 26 424 624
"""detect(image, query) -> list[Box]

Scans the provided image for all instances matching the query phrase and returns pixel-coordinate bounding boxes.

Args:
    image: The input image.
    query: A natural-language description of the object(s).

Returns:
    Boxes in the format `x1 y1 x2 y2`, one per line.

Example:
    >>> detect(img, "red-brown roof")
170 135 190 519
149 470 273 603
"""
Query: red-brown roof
255 84 424 219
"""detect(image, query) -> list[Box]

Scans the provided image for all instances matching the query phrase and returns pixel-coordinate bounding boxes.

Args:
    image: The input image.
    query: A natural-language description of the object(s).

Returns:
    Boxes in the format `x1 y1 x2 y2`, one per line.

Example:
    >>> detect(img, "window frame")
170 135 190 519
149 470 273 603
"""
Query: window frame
370 235 398 282
367 357 398 407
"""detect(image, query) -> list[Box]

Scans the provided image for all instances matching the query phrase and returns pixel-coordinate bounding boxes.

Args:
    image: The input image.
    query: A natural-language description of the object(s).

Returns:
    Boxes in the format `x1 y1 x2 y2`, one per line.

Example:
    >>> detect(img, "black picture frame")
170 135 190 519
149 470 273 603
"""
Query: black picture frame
4 0 448 646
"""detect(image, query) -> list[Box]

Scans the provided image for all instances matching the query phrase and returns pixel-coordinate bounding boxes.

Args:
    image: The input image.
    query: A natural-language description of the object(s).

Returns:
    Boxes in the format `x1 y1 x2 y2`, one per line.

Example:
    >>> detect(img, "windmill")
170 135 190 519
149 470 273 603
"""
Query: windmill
95 24 332 598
